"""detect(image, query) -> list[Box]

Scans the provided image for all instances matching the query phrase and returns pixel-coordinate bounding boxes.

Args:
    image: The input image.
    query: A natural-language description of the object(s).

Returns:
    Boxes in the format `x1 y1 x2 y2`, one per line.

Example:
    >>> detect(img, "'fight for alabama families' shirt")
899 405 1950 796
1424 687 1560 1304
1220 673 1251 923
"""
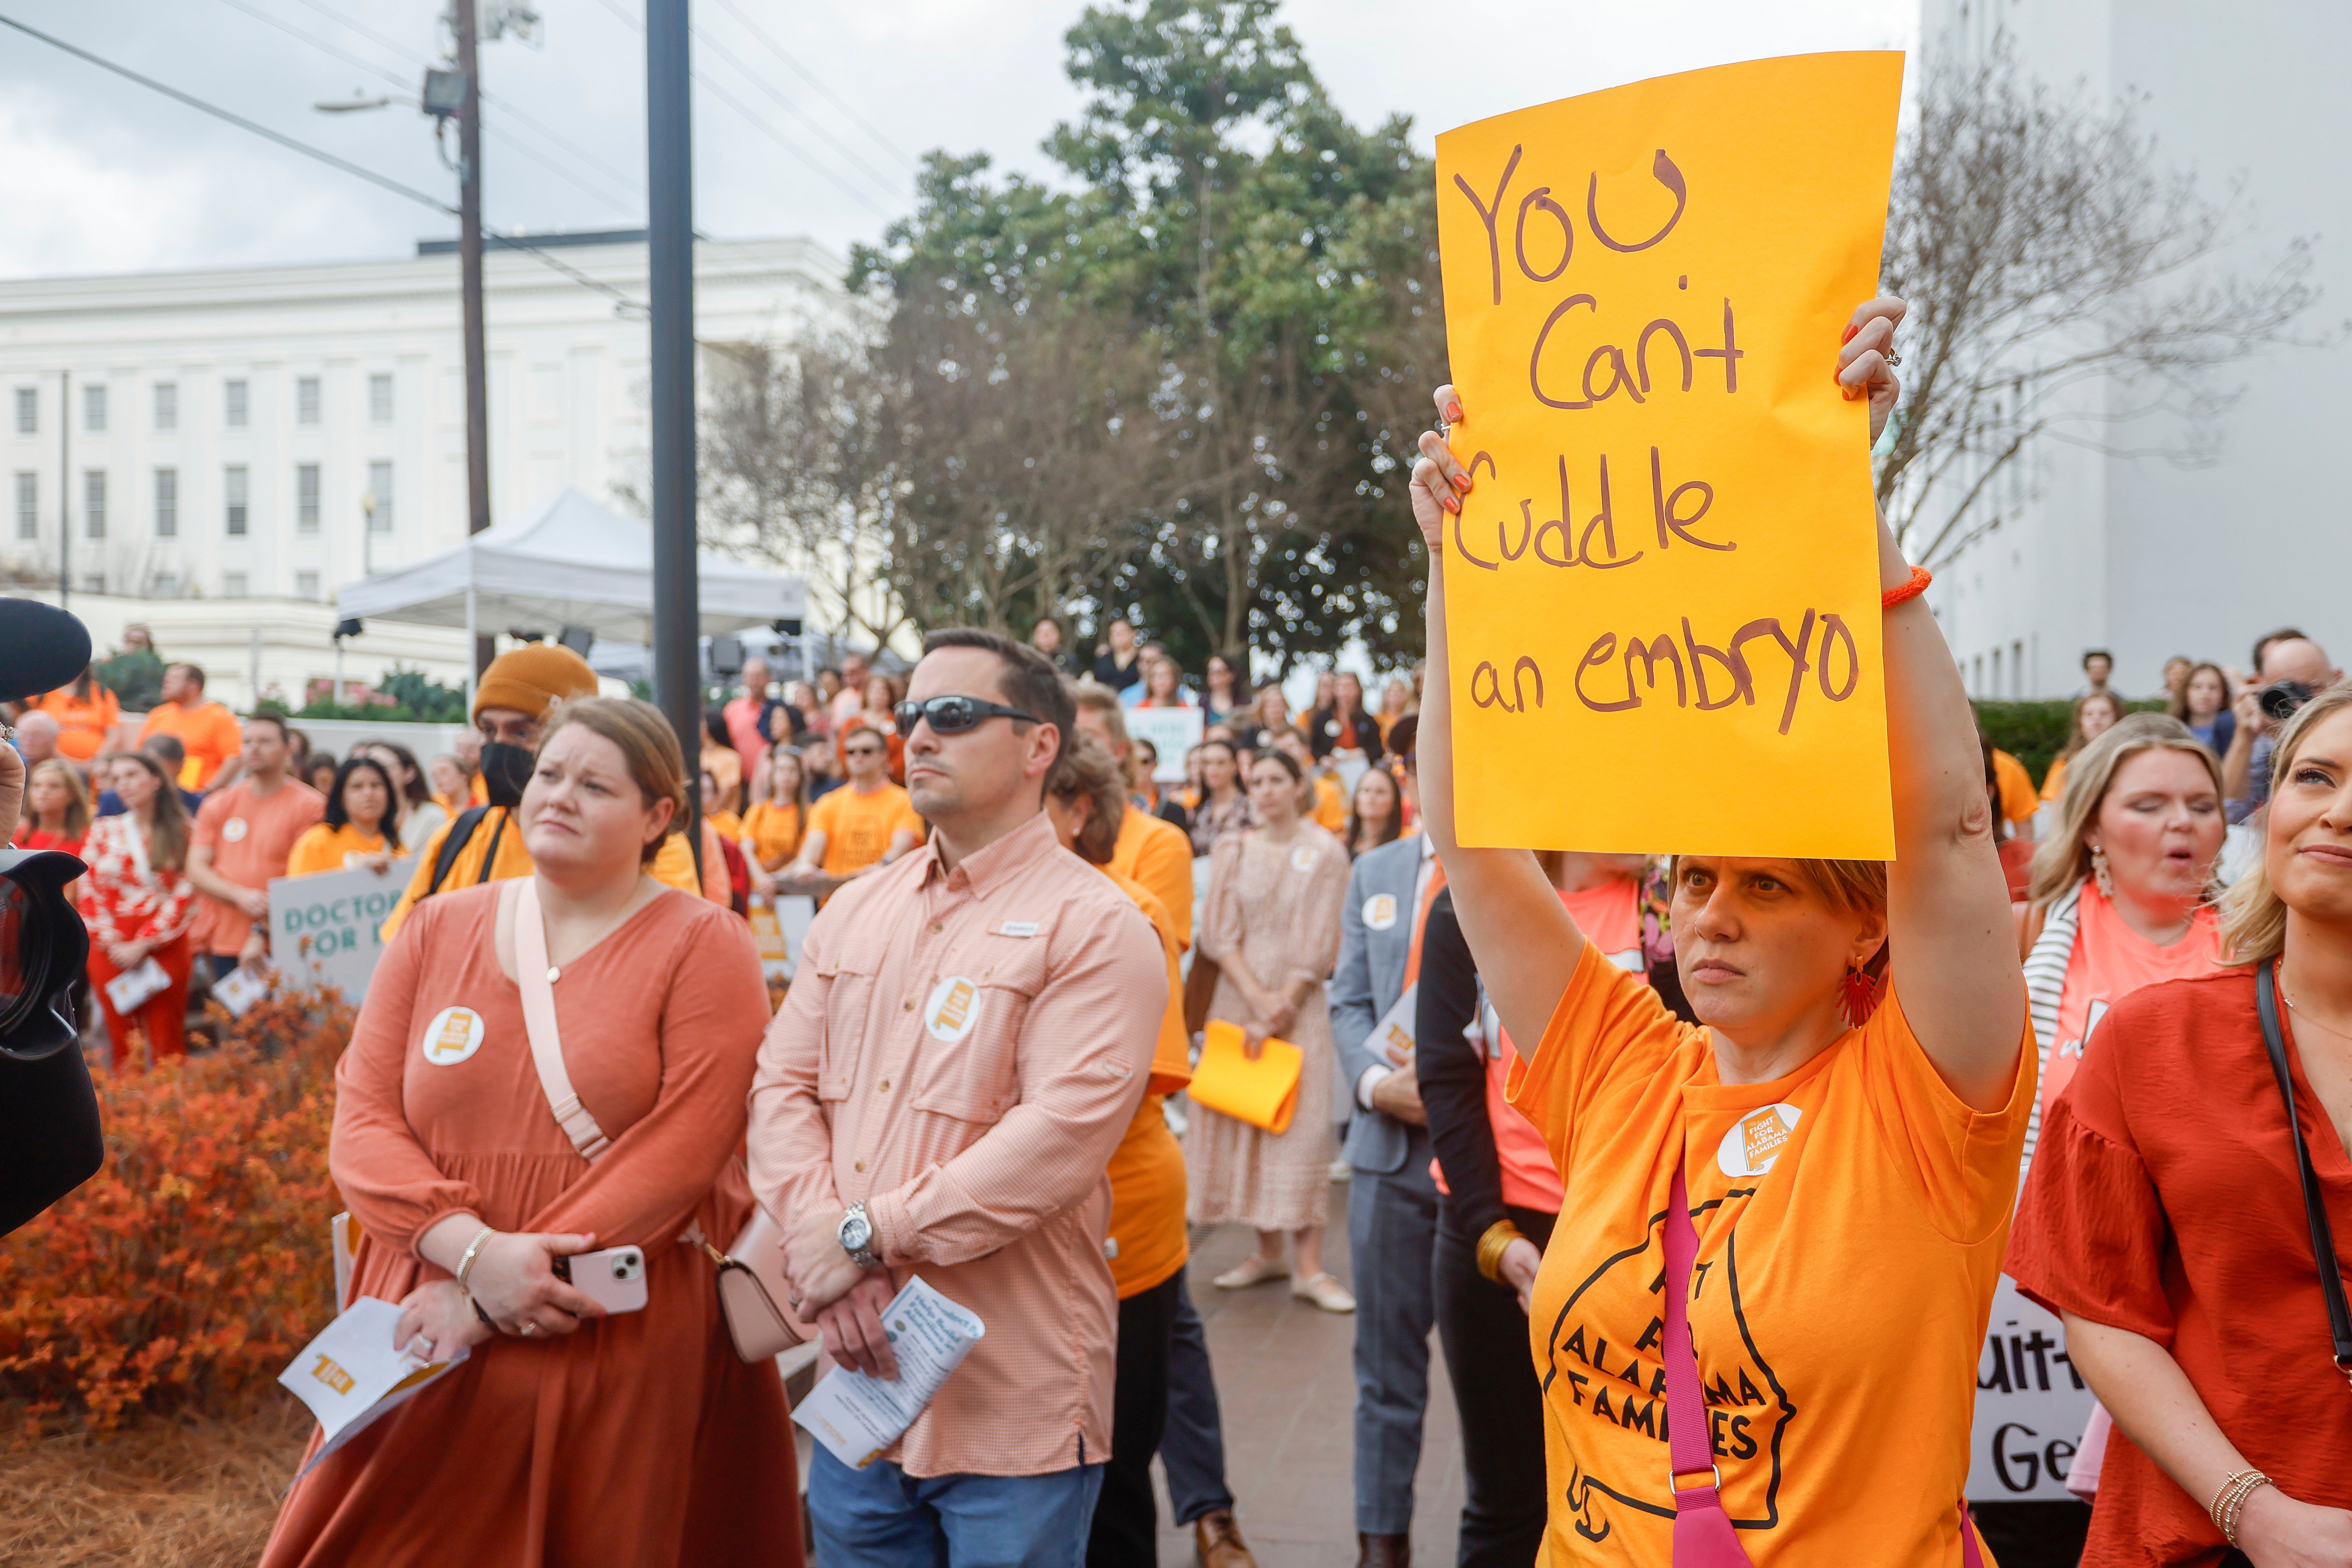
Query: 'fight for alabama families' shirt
1510 945 2034 1564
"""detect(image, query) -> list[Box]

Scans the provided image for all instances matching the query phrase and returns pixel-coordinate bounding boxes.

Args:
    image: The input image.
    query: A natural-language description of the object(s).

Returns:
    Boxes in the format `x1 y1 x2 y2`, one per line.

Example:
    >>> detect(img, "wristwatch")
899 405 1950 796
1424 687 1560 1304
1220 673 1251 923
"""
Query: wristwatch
838 1201 880 1269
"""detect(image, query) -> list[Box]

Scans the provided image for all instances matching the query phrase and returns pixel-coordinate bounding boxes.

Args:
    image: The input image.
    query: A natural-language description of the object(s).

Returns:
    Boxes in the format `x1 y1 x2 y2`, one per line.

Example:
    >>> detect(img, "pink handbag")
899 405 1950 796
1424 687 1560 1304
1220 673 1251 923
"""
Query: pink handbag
1663 1165 1985 1565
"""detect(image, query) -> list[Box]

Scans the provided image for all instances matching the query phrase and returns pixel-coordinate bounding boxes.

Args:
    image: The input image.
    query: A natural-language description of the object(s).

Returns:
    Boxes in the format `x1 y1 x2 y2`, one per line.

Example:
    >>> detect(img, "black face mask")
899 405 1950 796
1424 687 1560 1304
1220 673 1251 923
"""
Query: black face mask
479 740 535 809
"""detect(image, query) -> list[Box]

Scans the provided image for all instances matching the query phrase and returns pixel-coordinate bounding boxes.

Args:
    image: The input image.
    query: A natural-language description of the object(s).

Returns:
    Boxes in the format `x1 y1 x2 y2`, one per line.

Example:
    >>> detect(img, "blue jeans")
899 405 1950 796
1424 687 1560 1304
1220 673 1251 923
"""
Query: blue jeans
806 1446 1105 1568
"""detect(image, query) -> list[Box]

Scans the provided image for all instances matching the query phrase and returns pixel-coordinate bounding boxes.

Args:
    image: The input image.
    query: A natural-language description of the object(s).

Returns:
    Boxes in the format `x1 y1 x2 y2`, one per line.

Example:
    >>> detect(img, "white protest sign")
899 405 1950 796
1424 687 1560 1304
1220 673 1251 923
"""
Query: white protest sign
269 861 412 1003
1966 1274 2094 1502
1125 706 1204 783
749 894 818 982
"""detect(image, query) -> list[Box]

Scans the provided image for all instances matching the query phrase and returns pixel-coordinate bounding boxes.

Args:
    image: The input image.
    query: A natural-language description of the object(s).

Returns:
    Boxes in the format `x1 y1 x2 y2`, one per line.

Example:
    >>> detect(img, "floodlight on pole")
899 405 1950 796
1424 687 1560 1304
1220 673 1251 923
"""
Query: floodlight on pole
314 94 394 113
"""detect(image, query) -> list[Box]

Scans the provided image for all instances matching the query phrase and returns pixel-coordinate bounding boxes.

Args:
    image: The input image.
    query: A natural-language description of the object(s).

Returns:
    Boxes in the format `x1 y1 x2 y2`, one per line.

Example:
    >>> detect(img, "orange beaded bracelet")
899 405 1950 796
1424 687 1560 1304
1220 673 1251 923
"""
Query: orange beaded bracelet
1882 563 1932 610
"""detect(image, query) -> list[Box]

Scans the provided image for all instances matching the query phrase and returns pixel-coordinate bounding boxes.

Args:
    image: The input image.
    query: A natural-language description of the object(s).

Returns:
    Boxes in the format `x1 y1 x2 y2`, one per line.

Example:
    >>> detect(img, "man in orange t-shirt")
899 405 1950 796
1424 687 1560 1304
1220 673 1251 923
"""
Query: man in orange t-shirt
138 663 244 788
791 724 922 882
185 713 325 977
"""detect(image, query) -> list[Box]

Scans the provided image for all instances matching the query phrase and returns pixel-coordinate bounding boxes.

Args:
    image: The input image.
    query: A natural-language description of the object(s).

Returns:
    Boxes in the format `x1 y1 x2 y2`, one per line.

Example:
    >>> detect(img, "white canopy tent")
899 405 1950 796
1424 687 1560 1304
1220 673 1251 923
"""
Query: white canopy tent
335 487 808 659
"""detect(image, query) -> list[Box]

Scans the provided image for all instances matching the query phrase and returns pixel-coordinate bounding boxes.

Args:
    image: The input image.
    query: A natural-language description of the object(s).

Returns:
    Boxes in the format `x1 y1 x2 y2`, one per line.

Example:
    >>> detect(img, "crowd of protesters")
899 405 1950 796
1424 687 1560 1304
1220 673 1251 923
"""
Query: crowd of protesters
13 299 2351 1568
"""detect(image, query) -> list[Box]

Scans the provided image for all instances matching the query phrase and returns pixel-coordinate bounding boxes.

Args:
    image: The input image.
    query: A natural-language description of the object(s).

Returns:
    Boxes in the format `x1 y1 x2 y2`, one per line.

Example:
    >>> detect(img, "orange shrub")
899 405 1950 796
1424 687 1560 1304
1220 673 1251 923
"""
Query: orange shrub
0 991 350 1434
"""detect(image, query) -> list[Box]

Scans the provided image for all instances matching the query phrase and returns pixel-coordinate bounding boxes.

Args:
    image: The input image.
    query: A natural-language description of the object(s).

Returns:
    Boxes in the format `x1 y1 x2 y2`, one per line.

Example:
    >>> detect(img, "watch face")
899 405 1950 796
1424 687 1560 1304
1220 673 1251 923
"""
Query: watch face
840 1212 873 1251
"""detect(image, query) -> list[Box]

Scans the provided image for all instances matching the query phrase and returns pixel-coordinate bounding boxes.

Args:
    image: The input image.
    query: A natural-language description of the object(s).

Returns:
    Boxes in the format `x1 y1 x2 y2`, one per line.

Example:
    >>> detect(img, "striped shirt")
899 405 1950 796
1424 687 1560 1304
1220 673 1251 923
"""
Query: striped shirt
747 808 1167 1477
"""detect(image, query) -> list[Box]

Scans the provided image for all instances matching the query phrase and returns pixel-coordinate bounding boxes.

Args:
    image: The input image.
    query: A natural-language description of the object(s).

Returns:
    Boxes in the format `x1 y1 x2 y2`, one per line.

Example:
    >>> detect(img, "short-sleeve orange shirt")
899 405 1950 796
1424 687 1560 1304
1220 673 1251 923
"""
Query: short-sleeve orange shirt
807 782 923 876
190 779 326 954
1508 946 2033 1564
1101 866 1193 1299
37 685 120 761
139 699 244 788
740 800 805 870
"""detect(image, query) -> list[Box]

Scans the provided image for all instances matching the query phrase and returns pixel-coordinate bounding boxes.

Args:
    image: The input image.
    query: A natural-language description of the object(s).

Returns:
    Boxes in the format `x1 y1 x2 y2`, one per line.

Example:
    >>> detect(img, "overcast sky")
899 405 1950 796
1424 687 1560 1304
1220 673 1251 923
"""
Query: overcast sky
0 0 1915 283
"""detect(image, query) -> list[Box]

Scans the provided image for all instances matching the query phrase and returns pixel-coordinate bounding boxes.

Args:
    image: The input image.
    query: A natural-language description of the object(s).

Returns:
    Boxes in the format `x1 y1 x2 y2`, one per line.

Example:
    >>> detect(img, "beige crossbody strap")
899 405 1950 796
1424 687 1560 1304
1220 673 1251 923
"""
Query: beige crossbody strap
512 878 611 1163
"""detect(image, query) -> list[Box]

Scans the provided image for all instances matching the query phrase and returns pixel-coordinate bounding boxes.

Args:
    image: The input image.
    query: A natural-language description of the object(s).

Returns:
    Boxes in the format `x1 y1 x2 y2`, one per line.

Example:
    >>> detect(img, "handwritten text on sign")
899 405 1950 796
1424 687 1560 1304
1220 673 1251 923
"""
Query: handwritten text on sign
1434 54 1903 857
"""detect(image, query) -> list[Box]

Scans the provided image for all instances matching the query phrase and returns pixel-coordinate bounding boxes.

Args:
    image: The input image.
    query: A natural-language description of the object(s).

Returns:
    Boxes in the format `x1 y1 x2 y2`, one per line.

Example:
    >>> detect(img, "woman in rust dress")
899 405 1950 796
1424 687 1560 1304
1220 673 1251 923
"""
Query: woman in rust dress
263 697 801 1568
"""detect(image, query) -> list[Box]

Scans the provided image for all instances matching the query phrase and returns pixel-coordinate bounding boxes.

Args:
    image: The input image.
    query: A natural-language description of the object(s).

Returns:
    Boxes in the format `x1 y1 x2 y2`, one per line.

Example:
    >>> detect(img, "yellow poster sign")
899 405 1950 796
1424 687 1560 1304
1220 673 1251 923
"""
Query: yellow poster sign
1434 53 1903 857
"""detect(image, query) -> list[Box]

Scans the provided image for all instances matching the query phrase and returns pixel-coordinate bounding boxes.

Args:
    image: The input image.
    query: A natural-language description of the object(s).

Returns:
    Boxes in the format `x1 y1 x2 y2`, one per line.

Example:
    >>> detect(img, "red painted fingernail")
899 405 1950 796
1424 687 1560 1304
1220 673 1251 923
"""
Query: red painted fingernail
1840 324 1859 345
1445 402 1463 423
1441 495 1459 514
1450 472 1472 493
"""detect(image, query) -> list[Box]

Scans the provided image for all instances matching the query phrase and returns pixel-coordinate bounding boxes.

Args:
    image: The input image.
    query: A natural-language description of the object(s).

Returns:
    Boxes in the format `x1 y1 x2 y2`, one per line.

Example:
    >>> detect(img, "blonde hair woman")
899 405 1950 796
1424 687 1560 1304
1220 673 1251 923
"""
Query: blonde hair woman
14 757 91 851
2010 682 2352 1562
1410 298 2027 1562
264 697 801 1568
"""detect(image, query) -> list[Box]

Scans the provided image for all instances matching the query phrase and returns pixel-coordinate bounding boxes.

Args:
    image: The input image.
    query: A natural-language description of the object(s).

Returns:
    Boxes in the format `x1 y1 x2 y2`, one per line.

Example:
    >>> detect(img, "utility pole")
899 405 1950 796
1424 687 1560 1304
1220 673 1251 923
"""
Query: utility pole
56 370 68 615
453 0 494 682
646 0 699 849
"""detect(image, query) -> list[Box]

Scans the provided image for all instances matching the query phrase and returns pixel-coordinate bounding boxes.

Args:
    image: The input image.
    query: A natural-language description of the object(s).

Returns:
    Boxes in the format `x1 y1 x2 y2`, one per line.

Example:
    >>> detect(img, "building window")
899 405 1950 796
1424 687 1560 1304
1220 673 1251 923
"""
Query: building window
224 379 248 428
83 471 105 539
225 465 248 535
83 385 106 433
13 388 34 436
297 377 321 426
154 573 178 597
13 472 34 539
223 571 249 598
368 373 394 423
296 570 320 599
297 463 320 534
154 381 177 431
367 461 393 532
154 468 178 537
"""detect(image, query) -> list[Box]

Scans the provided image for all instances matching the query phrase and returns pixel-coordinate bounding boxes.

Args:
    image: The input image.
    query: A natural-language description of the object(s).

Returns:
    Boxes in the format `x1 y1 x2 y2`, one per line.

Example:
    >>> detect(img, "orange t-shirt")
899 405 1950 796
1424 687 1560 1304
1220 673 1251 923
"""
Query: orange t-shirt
285 822 391 878
190 779 326 954
1109 807 1194 953
2042 881 2223 1120
38 685 120 761
1510 946 2033 1564
1993 750 2040 828
138 699 243 788
1479 878 1644 1213
2039 754 2070 804
807 782 923 876
1311 775 1346 834
1102 867 1194 1299
740 800 805 870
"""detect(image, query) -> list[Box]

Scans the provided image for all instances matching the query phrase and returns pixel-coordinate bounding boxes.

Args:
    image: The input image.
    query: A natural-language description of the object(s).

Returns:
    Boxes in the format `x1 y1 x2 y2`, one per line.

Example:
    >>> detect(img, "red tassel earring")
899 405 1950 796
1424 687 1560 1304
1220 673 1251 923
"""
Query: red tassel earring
1837 960 1882 1029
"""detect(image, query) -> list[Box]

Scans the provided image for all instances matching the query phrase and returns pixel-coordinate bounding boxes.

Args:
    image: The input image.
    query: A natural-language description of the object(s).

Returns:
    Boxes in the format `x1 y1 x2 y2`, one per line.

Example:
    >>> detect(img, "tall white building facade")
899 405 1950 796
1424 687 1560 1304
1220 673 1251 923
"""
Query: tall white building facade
0 234 846 704
1918 0 2352 698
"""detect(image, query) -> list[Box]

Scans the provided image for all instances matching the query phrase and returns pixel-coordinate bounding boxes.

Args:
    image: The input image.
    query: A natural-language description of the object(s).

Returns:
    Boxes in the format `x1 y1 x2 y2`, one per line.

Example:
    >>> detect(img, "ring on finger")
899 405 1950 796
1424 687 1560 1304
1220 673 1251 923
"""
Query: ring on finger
1882 351 1902 367
518 1319 540 1336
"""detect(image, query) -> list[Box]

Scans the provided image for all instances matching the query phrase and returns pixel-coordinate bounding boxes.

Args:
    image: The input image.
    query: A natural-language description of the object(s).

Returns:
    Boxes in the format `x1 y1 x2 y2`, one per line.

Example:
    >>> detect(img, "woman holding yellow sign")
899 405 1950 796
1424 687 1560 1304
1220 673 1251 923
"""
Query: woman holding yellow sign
1408 297 2029 1564
1185 745 1356 1313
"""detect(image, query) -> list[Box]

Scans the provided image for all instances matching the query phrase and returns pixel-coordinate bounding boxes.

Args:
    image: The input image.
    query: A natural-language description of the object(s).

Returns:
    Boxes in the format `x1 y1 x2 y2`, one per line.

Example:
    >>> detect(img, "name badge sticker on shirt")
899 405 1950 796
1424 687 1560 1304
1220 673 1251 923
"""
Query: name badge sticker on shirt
1363 893 1398 931
998 922 1040 938
420 1006 485 1066
1717 1102 1804 1178
926 976 982 1043
222 816 250 844
1290 844 1319 873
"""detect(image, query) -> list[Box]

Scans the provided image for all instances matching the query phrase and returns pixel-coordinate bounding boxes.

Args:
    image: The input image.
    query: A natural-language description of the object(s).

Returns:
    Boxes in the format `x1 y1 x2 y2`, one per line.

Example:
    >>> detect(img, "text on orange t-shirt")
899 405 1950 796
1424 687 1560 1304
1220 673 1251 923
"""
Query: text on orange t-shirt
1508 946 2033 1564
807 782 923 876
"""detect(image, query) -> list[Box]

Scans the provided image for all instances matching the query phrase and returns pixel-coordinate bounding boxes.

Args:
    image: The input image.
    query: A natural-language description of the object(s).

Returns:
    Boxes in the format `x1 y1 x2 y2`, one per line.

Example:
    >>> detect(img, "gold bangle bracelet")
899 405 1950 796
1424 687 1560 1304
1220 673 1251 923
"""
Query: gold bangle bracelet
454 1226 497 1290
1475 1221 1526 1284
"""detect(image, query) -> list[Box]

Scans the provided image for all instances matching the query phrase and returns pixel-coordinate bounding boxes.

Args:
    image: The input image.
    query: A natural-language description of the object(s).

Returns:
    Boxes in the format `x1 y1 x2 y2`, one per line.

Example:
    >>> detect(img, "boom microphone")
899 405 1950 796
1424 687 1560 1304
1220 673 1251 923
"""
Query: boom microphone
0 598 93 703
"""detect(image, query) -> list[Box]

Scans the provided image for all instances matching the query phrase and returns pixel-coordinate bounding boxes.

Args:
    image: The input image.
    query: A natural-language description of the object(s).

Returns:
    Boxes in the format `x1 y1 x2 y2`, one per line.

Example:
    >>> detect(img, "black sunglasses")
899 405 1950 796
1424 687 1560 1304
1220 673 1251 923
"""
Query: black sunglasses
894 695 1043 736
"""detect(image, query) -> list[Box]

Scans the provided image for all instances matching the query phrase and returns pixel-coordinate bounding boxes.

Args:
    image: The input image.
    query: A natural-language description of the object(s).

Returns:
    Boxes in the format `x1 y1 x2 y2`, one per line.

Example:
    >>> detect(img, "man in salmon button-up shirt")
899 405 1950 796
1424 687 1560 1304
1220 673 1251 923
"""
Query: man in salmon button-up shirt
750 628 1166 1564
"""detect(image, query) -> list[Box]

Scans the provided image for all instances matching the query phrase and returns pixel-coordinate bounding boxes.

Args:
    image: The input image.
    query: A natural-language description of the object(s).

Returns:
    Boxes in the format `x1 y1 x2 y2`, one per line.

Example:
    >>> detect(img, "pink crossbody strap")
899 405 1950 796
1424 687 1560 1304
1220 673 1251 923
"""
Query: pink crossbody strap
1662 1163 1983 1566
512 878 611 1163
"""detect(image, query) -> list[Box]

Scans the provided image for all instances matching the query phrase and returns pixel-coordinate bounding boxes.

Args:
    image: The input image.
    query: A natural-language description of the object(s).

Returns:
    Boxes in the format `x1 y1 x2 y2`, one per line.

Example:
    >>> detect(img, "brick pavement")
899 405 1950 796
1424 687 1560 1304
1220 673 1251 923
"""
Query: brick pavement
1154 1179 1465 1568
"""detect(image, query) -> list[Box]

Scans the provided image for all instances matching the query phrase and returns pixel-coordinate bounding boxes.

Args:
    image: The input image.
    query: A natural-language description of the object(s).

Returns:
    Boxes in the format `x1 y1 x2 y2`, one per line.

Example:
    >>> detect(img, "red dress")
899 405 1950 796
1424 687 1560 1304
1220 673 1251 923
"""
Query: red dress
2007 969 2352 1565
75 814 197 1067
13 824 84 854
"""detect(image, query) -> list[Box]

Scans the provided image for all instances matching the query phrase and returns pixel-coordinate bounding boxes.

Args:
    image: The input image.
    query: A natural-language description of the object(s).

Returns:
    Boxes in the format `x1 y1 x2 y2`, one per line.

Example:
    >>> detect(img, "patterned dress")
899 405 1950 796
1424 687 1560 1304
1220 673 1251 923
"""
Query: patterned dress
1185 824 1349 1231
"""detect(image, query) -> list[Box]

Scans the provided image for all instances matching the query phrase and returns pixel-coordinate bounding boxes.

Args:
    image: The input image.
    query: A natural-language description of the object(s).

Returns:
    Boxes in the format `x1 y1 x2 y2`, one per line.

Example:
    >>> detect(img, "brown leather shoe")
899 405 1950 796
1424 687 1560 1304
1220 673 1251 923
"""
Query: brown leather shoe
1357 1532 1410 1568
1194 1509 1258 1568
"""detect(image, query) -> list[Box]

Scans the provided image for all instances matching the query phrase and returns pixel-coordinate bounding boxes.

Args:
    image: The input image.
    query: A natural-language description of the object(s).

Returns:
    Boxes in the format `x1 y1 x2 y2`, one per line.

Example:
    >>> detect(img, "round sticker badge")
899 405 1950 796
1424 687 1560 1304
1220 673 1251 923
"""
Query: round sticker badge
926 976 982 1043
1290 844 1319 874
421 1006 485 1066
1717 1103 1804 1178
221 817 250 844
1363 893 1399 931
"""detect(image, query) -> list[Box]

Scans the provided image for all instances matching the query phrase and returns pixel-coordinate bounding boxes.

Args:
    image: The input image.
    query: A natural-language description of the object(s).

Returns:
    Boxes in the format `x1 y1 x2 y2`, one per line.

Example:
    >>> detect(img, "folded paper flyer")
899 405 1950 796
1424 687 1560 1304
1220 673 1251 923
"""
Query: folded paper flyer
791 1275 985 1469
278 1297 470 1481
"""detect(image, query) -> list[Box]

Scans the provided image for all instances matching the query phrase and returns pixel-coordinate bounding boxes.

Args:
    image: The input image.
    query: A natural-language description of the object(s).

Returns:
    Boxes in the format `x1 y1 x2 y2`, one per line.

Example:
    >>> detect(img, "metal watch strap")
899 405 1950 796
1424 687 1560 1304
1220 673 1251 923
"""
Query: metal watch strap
841 1200 879 1269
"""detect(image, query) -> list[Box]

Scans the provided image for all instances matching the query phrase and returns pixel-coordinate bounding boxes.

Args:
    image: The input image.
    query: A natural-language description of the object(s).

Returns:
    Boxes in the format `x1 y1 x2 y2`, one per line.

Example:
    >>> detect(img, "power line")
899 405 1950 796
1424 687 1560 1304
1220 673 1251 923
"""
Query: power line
587 0 895 216
0 12 649 313
201 0 640 215
691 20 904 201
706 0 917 172
280 0 646 196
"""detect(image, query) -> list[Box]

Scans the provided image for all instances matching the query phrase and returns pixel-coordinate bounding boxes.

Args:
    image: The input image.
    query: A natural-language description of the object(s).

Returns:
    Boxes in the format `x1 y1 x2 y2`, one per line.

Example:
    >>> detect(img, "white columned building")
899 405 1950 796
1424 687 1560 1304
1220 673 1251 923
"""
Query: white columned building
1916 0 2352 698
0 233 847 706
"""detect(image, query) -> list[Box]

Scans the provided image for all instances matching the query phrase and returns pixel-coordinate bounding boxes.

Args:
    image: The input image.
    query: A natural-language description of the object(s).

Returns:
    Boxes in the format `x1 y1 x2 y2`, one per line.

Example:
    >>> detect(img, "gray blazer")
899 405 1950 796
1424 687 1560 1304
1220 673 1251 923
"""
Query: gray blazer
1329 834 1425 1174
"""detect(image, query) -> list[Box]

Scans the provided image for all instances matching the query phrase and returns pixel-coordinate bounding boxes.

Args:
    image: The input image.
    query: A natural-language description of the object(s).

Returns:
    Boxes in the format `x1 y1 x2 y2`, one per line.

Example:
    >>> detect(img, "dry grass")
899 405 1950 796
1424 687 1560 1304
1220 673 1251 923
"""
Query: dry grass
0 1402 310 1567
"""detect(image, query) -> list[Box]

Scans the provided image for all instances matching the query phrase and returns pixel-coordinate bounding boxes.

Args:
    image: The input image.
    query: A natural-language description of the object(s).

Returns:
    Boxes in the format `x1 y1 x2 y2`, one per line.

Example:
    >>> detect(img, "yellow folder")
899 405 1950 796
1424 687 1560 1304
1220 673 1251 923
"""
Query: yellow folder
1189 1020 1303 1135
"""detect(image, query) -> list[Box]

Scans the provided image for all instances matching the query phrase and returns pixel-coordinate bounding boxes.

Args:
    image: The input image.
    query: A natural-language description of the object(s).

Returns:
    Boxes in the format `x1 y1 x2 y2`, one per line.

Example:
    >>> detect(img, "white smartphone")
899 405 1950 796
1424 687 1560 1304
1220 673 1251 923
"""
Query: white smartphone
555 1245 648 1314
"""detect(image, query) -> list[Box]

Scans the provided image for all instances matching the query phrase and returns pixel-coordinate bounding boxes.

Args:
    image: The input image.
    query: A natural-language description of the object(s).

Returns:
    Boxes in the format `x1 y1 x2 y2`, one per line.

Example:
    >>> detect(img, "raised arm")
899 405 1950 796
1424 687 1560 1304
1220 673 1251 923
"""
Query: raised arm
1408 401 1588 1058
1844 299 2027 1109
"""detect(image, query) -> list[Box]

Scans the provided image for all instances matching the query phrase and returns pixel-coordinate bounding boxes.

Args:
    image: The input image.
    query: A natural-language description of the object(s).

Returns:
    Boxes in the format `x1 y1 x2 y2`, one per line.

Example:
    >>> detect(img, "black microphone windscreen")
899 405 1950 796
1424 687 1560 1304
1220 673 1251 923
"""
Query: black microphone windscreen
0 599 93 704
